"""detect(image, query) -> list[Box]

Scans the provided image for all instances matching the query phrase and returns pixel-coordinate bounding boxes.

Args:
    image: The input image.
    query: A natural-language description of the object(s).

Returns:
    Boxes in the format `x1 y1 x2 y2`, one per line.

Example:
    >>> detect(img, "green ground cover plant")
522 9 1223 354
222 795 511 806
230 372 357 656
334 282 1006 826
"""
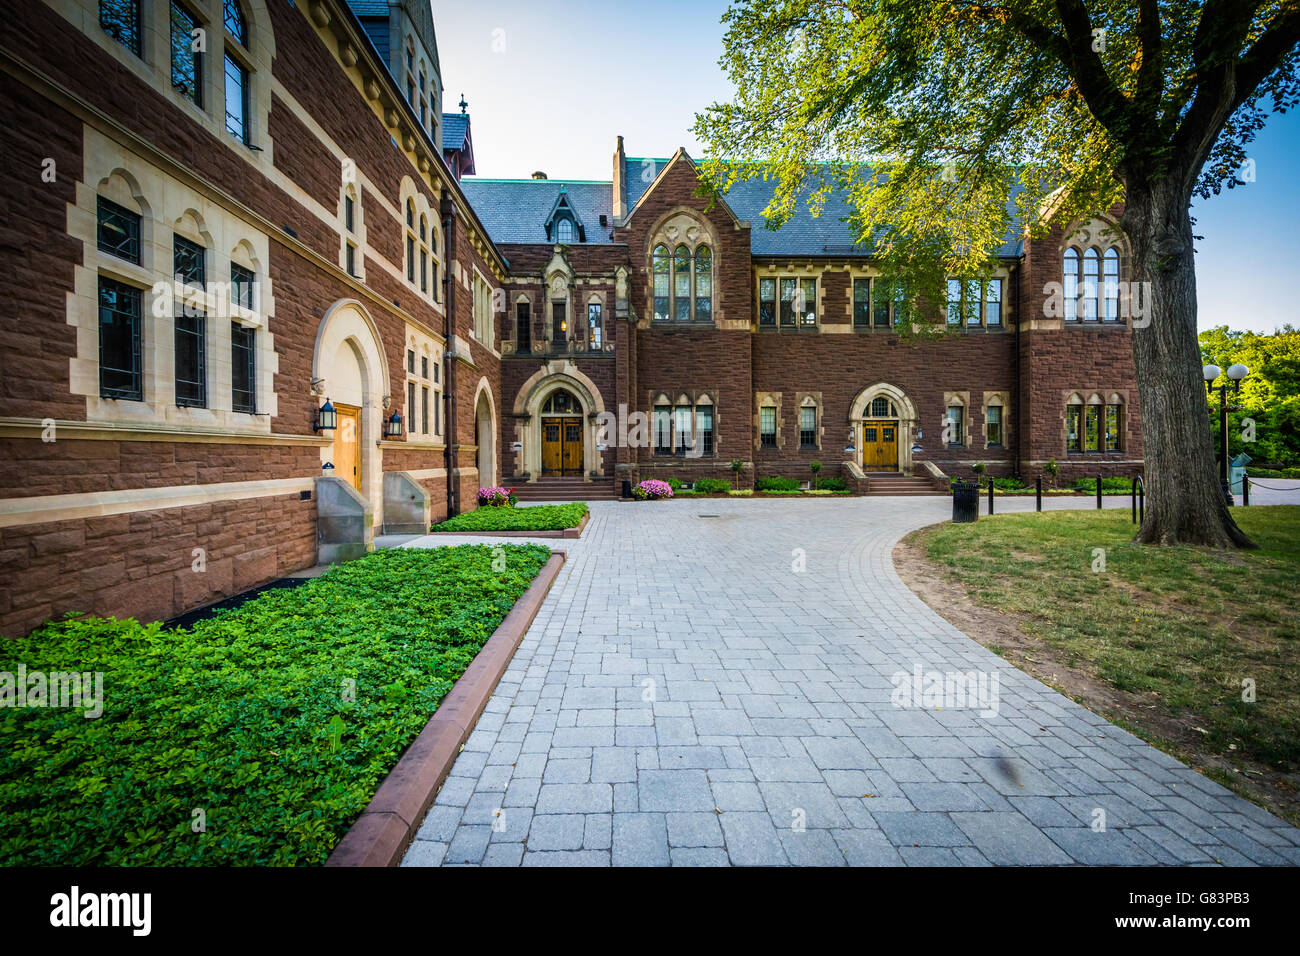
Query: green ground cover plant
431 503 587 532
0 545 549 865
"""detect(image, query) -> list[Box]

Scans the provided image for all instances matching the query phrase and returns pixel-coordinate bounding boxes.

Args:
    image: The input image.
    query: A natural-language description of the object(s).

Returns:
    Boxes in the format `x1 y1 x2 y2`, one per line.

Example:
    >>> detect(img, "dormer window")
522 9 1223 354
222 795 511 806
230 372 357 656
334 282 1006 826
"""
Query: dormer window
545 189 584 244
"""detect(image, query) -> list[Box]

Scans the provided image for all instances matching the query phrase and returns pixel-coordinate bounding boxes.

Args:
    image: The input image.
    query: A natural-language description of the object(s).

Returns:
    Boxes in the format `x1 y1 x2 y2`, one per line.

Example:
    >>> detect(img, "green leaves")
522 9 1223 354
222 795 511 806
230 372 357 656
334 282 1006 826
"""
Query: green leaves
0 545 549 866
431 503 587 533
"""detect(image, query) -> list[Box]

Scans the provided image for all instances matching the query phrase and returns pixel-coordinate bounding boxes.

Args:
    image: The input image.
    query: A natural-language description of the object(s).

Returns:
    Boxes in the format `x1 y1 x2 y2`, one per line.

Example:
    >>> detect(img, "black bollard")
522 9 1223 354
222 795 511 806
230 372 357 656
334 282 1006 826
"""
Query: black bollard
1096 473 1103 510
1036 474 1042 512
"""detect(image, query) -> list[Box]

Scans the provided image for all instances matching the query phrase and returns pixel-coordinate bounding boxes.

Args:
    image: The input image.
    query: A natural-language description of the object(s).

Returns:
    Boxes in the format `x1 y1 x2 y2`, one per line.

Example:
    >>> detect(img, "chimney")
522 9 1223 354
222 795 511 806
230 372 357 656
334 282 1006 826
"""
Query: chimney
611 135 627 221
531 171 548 180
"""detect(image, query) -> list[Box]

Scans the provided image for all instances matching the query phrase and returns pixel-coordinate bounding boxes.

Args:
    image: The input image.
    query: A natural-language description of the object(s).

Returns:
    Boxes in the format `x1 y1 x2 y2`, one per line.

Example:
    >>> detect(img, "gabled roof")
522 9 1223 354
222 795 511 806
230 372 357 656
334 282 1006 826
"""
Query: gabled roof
442 113 469 152
460 179 616 245
544 188 586 240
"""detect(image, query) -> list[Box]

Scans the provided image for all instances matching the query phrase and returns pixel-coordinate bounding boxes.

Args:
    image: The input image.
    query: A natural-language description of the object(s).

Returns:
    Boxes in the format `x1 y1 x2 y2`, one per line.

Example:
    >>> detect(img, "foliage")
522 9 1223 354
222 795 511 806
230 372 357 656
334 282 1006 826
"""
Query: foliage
1071 476 1138 494
817 477 848 491
756 476 801 491
633 480 674 500
1043 459 1061 488
476 486 517 508
695 2 1300 324
0 545 550 865
809 460 823 489
971 461 987 475
666 478 684 491
1248 466 1300 479
693 478 732 494
432 503 587 532
729 459 746 489
910 507 1300 820
1201 326 1300 465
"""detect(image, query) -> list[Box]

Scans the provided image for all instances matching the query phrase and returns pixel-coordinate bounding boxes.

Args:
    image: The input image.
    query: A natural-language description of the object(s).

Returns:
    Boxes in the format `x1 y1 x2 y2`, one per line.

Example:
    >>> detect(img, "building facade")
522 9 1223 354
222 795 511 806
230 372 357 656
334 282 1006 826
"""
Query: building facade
0 0 1144 637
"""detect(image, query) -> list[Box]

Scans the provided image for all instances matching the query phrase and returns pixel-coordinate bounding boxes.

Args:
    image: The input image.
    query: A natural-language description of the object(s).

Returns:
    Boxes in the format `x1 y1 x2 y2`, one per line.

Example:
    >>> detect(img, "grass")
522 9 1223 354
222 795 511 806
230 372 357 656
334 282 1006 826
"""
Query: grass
906 506 1300 821
0 545 550 865
431 502 588 532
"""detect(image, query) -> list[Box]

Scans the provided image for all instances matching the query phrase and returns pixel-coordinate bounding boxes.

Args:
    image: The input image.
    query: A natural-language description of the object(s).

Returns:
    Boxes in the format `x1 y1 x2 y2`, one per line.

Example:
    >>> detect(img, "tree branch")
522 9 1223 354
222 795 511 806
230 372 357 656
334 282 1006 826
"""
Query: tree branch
1050 0 1134 138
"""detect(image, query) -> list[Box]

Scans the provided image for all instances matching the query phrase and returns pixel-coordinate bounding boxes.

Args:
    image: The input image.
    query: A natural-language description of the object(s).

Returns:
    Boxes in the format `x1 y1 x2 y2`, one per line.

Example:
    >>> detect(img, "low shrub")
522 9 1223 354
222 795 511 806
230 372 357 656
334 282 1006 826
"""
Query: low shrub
1247 466 1300 479
433 502 587 532
756 476 800 492
0 545 550 865
1071 477 1134 494
728 489 753 496
633 479 673 500
693 478 731 494
818 477 848 492
666 478 684 491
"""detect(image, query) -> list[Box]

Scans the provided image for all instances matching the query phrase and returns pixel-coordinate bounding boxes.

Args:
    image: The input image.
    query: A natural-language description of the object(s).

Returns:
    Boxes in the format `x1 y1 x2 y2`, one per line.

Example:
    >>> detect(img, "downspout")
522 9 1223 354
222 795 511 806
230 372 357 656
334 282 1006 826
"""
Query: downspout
441 190 460 517
1014 256 1023 480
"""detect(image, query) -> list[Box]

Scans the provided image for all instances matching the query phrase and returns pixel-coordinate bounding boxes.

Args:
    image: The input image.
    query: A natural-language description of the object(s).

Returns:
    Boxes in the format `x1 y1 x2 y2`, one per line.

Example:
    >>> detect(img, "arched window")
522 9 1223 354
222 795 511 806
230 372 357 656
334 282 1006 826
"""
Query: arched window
556 218 575 244
676 243 696 321
542 389 582 414
223 0 248 46
694 246 712 322
652 244 670 321
419 215 428 293
1063 248 1079 321
870 397 895 418
401 187 439 303
1103 248 1120 322
1082 248 1099 320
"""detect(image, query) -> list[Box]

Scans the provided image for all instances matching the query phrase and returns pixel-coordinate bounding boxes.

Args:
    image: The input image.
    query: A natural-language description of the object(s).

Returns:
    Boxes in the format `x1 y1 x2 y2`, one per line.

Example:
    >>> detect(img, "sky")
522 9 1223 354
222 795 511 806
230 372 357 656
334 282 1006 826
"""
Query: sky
431 0 1298 335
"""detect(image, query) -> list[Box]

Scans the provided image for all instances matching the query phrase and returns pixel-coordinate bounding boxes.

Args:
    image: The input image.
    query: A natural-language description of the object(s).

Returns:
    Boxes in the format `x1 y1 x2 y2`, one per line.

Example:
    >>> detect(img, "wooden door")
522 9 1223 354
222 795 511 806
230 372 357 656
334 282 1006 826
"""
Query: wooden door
562 421 583 475
862 420 898 471
542 418 563 475
333 404 362 491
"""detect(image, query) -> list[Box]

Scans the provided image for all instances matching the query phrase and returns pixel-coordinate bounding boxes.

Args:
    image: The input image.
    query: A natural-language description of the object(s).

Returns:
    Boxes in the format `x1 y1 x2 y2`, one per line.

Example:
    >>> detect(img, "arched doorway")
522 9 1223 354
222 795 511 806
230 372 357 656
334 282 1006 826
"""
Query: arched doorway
313 300 389 524
849 382 919 476
540 388 584 476
475 387 496 488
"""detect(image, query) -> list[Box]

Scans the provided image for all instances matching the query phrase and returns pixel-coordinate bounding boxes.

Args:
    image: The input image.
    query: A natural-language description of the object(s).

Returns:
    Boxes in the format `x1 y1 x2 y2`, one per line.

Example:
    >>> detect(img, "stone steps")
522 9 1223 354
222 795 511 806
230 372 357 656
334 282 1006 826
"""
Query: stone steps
511 478 619 501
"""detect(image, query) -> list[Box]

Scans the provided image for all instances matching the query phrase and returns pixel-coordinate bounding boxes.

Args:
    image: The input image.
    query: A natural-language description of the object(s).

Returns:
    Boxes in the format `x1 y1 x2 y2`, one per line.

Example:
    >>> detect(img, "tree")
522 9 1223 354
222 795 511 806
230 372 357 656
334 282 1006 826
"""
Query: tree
695 0 1300 547
1200 325 1300 465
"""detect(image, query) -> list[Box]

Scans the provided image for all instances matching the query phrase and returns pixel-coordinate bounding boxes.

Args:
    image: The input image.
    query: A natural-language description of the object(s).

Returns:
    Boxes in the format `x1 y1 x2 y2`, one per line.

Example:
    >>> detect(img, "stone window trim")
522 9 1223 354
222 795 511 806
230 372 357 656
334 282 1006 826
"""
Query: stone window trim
943 391 971 448
647 389 718 457
81 0 278 166
70 141 277 433
646 208 720 326
338 181 367 282
508 291 533 356
584 291 607 352
755 268 819 331
403 328 443 444
944 275 1007 331
981 390 1011 450
470 265 496 349
1063 389 1129 455
796 392 823 451
1061 216 1132 326
755 391 783 452
400 178 442 306
845 271 902 333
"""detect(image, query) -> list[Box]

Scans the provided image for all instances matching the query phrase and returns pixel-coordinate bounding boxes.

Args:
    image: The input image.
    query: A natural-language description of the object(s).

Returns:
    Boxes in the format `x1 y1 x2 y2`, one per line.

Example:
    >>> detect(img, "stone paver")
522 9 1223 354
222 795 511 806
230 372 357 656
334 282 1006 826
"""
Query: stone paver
402 494 1300 865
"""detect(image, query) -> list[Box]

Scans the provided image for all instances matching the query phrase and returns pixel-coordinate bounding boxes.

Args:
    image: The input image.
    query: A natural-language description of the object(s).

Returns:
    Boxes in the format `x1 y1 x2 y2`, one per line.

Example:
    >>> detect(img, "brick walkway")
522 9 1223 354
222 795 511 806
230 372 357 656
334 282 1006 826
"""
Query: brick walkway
400 494 1300 866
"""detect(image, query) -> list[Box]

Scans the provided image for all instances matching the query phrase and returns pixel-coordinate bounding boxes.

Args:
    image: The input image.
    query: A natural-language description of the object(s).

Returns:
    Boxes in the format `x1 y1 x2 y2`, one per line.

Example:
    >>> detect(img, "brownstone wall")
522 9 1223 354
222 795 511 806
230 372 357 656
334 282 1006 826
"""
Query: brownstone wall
0 494 316 638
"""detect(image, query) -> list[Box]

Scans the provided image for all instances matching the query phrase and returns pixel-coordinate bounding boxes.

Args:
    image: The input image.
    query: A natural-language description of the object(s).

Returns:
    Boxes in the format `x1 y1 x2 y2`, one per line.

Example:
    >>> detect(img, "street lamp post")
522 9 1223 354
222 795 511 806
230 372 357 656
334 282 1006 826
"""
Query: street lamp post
1202 362 1249 507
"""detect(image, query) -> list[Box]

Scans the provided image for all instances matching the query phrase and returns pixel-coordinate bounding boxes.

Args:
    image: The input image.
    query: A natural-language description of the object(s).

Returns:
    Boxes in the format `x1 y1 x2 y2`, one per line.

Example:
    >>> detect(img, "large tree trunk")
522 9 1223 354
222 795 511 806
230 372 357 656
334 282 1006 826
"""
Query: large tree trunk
1123 181 1255 548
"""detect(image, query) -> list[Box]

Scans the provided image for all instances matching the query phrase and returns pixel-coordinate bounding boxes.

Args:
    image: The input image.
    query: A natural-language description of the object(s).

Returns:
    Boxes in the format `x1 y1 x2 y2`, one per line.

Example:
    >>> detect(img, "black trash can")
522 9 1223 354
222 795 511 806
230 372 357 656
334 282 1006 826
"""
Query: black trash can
621 479 633 499
952 479 979 523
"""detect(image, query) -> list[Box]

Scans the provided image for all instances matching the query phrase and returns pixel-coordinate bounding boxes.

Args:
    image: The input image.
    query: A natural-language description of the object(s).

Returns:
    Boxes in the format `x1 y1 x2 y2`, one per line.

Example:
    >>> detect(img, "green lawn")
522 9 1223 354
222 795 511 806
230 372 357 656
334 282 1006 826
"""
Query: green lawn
0 544 550 865
906 506 1300 821
431 502 588 532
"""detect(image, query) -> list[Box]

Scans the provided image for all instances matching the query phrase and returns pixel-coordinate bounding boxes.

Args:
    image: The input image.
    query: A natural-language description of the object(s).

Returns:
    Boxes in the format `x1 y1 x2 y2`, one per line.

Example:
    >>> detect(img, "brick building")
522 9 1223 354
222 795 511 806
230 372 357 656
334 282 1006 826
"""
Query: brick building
0 0 1143 637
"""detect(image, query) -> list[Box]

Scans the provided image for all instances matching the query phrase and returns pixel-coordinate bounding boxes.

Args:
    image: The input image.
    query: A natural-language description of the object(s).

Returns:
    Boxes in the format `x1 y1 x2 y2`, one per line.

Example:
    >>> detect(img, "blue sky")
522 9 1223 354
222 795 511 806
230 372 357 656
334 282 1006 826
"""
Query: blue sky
432 0 1298 335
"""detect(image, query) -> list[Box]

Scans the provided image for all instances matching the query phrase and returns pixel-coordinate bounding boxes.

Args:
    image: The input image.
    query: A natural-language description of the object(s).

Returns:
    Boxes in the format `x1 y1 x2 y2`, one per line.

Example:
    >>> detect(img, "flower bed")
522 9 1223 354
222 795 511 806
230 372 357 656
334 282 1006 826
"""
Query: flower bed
476 486 518 507
0 545 550 866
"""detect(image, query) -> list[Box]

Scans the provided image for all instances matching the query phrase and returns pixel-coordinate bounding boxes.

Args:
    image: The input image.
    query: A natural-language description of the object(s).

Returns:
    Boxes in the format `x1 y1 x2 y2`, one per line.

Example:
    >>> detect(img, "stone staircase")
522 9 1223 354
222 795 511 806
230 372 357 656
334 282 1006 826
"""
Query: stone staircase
863 473 947 496
510 477 619 501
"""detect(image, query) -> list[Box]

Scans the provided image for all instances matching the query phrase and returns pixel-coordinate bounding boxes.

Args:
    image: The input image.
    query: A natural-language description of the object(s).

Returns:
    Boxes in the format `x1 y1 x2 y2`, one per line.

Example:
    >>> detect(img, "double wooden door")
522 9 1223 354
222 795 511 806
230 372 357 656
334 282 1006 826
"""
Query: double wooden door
862 420 898 471
541 417 583 476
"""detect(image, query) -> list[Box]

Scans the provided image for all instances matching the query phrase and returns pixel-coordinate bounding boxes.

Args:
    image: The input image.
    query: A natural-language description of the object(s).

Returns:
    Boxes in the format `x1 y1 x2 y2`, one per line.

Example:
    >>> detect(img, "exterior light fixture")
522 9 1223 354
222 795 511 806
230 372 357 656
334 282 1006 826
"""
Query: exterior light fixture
1202 362 1249 506
1226 363 1249 383
314 398 337 432
1202 364 1221 389
385 411 404 438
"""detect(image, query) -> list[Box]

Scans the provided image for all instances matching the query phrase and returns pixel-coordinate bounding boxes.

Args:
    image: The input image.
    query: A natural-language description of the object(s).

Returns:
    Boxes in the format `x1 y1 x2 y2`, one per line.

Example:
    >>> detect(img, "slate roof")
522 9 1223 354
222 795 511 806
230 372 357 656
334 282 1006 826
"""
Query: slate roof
460 179 616 245
442 113 469 152
460 154 1024 257
346 0 390 15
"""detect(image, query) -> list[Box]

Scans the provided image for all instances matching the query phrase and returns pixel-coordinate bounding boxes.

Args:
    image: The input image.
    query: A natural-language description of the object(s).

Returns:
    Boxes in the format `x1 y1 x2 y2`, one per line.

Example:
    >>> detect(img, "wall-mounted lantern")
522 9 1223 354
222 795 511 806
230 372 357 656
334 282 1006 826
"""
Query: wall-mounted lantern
385 411 404 438
314 398 337 432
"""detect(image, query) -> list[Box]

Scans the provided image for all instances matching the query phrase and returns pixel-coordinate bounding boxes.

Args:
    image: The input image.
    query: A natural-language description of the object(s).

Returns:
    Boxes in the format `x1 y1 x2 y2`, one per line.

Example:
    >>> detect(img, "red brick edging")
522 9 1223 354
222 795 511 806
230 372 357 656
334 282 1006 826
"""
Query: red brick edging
425 510 590 539
324 550 567 867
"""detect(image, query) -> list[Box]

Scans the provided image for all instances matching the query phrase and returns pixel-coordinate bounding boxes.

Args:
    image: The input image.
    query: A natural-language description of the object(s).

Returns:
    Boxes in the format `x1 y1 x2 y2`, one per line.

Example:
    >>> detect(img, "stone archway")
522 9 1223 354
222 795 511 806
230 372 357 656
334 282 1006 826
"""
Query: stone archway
474 380 497 489
313 300 390 525
849 382 920 476
512 363 606 480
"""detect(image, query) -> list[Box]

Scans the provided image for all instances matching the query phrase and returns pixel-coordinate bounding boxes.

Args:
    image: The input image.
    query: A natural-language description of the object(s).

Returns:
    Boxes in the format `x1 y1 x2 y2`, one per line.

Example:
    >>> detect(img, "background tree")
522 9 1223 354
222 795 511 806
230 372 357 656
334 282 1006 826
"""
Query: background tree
695 0 1300 547
1201 325 1300 466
